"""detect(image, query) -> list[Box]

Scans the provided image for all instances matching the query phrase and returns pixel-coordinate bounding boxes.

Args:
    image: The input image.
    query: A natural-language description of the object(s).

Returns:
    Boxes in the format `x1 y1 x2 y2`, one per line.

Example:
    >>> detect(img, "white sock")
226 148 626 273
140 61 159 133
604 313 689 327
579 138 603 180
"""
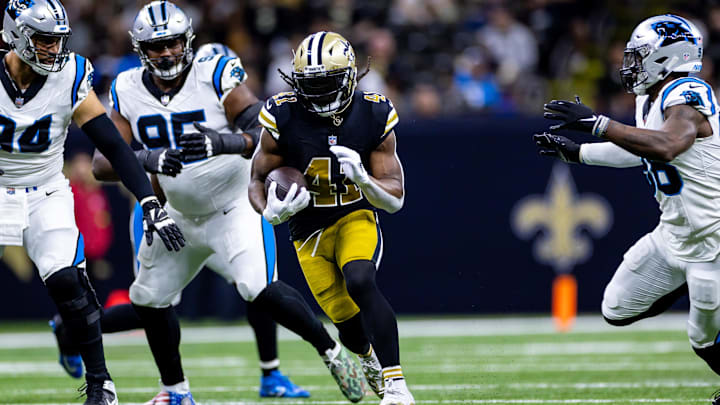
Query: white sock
260 359 280 370
163 378 190 394
382 365 404 382
322 340 340 361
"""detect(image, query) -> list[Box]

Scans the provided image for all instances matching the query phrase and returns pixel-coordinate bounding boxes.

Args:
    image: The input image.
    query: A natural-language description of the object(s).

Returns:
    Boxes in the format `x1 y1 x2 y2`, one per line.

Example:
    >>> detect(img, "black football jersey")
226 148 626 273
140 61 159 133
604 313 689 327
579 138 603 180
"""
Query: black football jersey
259 91 399 240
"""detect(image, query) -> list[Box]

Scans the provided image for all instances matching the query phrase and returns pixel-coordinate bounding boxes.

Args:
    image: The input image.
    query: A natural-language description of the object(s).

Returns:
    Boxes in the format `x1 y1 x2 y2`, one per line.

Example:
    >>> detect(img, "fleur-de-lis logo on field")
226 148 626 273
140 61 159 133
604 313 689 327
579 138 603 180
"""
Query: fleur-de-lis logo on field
511 163 612 273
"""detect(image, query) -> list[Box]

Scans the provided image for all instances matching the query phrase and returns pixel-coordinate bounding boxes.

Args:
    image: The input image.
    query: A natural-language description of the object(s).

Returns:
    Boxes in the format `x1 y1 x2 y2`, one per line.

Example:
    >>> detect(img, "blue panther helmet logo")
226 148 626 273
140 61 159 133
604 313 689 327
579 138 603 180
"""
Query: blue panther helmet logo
7 0 34 19
651 21 698 46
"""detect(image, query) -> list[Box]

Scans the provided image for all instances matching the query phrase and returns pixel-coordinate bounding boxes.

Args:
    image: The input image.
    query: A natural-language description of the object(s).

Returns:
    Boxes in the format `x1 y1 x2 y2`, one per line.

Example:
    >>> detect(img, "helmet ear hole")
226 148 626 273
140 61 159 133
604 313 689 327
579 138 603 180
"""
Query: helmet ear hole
655 56 668 64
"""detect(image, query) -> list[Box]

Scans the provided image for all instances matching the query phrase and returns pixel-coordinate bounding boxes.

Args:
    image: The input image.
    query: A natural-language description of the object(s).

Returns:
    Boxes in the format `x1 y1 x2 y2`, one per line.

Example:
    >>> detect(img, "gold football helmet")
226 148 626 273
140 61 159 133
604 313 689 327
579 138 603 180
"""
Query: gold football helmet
281 32 358 116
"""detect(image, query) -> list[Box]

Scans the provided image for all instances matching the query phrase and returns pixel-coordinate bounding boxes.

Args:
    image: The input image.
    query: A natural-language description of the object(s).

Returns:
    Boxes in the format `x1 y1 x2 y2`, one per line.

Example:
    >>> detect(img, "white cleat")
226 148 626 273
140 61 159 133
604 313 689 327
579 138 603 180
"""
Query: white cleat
379 378 414 405
358 346 384 398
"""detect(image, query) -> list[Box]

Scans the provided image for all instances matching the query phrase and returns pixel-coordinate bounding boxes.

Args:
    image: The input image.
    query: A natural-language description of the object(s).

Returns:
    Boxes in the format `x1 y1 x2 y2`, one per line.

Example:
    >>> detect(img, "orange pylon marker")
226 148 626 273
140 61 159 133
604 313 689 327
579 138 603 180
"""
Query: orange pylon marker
552 274 577 332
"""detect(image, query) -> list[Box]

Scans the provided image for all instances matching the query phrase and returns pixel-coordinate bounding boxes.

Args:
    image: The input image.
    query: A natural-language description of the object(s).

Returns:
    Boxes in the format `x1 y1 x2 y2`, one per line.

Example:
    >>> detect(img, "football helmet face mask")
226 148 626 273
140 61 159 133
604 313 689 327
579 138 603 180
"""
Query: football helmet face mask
283 32 358 117
620 14 703 95
2 0 72 75
130 1 194 80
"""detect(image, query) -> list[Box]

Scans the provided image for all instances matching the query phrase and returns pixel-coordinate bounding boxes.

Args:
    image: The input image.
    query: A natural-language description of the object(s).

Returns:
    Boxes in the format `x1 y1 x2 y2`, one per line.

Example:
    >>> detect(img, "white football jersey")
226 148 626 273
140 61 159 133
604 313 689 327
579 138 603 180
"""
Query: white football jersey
111 55 248 216
0 52 93 187
635 76 720 262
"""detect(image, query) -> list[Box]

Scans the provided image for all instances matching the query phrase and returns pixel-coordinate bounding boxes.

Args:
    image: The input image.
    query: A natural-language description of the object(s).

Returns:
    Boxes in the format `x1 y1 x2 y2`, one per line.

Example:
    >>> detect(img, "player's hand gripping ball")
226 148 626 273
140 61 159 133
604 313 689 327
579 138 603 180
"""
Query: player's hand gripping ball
263 167 311 225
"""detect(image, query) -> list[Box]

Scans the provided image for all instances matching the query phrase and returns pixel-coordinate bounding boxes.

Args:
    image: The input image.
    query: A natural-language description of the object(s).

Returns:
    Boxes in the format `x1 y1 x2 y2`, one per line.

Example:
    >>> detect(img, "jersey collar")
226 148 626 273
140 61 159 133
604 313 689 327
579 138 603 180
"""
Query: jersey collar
0 53 48 108
142 69 189 106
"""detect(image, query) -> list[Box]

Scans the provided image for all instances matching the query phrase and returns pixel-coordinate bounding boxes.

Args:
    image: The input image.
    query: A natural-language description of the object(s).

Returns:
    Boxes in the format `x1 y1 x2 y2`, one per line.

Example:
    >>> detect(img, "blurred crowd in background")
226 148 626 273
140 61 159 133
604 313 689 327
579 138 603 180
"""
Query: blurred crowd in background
6 0 716 121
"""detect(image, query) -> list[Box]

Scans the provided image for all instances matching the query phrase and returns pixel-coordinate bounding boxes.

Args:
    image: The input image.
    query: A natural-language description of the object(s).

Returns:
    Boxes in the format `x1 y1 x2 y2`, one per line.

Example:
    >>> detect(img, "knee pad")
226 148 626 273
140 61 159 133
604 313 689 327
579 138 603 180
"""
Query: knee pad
687 304 720 348
688 319 717 348
129 279 175 308
45 266 101 344
343 260 377 298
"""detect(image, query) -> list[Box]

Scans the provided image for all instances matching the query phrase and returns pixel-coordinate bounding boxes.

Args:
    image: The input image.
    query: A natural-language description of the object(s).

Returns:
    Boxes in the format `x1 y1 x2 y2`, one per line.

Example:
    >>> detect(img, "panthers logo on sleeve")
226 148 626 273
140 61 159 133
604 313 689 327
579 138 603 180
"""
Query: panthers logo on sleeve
681 90 704 107
660 77 716 117
210 56 246 101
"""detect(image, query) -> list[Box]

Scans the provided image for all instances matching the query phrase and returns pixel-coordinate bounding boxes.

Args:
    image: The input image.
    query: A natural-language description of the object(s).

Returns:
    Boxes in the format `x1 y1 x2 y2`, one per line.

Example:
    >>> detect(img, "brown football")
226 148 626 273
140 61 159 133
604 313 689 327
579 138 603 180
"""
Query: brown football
265 166 308 200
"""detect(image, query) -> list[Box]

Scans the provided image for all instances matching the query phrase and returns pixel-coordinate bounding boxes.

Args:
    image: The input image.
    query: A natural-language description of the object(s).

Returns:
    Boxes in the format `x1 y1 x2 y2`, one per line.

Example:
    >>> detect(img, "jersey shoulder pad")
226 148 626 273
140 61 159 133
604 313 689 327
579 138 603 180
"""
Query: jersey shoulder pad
259 91 298 140
69 53 95 111
109 68 142 115
194 54 247 102
660 77 717 117
360 91 398 139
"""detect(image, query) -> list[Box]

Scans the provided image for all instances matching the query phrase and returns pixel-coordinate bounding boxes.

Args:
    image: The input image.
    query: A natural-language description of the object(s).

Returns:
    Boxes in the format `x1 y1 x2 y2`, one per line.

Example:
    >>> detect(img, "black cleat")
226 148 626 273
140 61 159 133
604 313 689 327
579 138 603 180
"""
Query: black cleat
711 389 720 405
80 379 117 405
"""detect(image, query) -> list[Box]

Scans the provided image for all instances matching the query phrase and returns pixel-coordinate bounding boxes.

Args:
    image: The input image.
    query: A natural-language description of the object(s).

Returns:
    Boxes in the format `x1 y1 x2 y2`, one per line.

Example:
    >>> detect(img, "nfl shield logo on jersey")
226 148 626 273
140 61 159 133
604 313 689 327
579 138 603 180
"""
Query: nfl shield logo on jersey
14 97 23 108
328 135 337 145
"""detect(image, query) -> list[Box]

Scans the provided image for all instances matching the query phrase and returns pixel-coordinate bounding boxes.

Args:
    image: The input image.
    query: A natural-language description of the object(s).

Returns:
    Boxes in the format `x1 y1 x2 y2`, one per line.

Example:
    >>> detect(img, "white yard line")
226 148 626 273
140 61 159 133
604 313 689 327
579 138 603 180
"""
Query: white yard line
7 381 720 396
0 360 708 376
0 314 691 349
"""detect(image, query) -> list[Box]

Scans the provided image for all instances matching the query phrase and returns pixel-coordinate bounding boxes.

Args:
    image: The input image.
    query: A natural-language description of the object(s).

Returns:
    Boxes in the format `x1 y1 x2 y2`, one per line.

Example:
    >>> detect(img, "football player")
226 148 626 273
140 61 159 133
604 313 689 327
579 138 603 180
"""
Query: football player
534 14 720 403
0 0 184 404
250 31 415 405
92 3 365 403
51 42 312 398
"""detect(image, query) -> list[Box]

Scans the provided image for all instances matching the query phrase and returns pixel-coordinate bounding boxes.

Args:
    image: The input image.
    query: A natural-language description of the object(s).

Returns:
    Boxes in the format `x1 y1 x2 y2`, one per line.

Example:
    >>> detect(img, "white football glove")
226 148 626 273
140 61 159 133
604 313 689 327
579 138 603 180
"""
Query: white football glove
263 181 311 225
329 145 370 186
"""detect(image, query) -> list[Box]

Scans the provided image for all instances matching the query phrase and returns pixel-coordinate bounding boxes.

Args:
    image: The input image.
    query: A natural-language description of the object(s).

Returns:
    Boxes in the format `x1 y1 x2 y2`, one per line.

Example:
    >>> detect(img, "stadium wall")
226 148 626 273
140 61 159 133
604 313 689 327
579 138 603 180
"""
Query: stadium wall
0 115 680 320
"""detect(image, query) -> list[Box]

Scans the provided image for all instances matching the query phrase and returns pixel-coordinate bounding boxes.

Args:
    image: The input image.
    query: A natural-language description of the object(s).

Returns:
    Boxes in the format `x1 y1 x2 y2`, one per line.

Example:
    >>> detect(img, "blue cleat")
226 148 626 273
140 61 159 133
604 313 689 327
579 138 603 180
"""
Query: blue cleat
49 314 84 378
260 370 311 398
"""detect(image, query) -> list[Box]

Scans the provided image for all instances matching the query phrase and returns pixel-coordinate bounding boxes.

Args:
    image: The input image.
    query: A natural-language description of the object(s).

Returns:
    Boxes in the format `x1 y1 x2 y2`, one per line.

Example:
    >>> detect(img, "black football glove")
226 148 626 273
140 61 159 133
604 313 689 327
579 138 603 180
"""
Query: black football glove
179 122 248 162
543 96 610 137
533 132 581 163
135 148 183 176
141 197 185 252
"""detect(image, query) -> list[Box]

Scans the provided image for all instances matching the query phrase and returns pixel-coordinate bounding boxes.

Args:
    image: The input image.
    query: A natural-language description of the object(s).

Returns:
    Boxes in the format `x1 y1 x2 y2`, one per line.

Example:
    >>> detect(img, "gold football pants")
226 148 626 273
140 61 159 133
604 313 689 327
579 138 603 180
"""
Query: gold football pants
293 209 383 323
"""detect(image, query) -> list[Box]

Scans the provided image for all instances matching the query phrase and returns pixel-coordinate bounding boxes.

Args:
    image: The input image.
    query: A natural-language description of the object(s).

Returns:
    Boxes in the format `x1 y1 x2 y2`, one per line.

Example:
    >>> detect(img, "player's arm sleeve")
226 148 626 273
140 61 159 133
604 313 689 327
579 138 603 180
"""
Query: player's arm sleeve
233 101 263 157
579 142 643 168
82 114 154 200
661 78 716 117
71 55 95 112
213 56 247 104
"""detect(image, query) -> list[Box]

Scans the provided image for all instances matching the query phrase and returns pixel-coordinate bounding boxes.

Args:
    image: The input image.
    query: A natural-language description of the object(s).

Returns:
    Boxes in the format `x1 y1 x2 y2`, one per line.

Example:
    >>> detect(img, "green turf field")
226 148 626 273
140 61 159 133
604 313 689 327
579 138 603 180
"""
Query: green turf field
0 315 718 404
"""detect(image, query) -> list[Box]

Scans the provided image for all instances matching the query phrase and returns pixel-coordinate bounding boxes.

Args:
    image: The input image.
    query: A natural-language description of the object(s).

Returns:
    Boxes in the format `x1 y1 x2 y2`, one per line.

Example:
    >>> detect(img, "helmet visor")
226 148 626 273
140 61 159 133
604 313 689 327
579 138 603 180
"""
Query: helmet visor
294 68 350 106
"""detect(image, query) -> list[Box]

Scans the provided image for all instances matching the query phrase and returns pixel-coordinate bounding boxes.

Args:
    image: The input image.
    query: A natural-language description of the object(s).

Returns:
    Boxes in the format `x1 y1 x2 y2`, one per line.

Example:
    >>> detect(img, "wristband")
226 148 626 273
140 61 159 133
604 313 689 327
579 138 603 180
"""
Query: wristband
592 115 610 138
